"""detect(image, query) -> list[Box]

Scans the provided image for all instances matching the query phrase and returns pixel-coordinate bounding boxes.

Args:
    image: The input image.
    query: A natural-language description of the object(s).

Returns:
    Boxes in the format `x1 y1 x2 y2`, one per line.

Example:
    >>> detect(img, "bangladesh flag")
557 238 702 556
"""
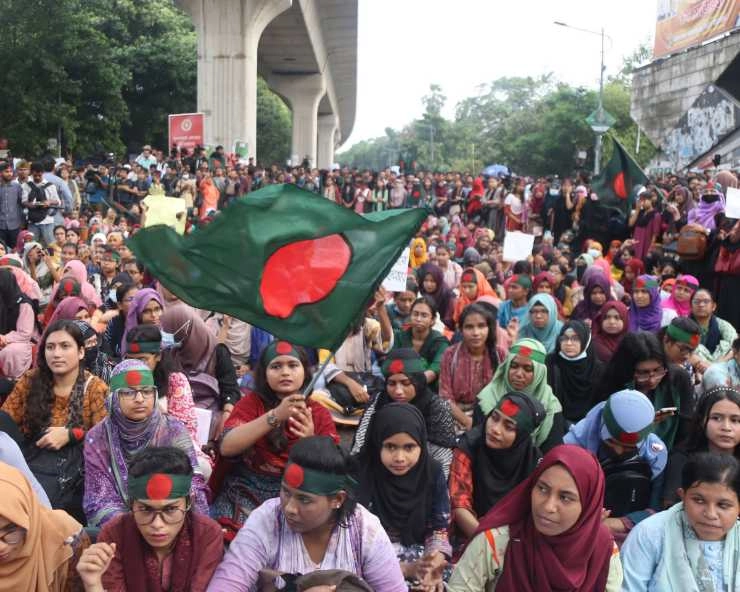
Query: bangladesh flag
128 184 426 350
591 136 648 214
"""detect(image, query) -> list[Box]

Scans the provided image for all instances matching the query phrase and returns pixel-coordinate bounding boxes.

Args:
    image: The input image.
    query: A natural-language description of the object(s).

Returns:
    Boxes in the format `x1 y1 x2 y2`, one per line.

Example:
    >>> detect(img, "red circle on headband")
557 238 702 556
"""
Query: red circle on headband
501 399 520 417
63 281 74 294
284 464 304 489
129 343 141 353
518 346 532 357
389 359 405 375
146 474 174 500
275 341 293 355
125 370 142 386
619 431 639 445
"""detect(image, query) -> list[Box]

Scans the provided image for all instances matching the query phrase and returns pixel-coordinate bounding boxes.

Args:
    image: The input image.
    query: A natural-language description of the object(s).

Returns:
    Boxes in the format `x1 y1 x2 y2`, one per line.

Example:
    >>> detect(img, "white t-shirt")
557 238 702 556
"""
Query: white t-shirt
504 192 523 215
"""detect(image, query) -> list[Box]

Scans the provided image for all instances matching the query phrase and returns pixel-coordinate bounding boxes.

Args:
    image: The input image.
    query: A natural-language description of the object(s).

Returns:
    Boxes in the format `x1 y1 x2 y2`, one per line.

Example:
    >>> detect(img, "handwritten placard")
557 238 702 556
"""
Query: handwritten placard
382 247 410 292
503 231 535 262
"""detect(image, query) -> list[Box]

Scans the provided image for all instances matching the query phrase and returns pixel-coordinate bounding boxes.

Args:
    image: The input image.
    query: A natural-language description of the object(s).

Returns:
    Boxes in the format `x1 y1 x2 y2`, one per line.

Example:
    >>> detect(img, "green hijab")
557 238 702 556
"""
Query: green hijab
477 338 562 447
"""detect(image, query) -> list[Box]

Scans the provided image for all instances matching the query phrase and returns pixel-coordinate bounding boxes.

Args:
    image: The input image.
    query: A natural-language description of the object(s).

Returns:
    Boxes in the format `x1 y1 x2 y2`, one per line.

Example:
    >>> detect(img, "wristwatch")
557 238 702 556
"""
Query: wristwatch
266 411 280 428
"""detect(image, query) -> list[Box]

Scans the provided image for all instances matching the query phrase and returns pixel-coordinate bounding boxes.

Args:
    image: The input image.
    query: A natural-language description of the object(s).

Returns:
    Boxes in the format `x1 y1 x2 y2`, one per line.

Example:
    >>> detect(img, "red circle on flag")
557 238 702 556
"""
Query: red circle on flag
260 234 351 319
612 172 628 199
284 464 305 489
389 359 405 375
146 473 174 500
125 370 142 386
275 341 293 355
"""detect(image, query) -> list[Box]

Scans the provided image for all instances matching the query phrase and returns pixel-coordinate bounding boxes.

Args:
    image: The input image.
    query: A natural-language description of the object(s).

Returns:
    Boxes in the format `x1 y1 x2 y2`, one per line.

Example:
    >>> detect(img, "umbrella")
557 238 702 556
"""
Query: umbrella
482 164 509 177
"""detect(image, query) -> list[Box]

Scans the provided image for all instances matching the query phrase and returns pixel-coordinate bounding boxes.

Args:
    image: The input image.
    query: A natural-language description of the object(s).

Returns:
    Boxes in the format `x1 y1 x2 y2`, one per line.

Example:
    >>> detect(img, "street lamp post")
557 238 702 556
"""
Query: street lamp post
554 21 609 175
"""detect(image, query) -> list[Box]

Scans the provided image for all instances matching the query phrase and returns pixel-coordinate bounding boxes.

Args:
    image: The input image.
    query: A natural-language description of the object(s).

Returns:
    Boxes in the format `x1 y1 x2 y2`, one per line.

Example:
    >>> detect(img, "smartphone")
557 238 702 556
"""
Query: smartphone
657 407 677 415
47 246 54 256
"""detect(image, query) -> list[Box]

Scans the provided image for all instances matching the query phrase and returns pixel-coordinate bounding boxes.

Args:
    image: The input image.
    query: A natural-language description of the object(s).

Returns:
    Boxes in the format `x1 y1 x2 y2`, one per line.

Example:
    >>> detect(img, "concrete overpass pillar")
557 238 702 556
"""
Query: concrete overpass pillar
317 115 338 170
269 74 326 168
178 0 290 158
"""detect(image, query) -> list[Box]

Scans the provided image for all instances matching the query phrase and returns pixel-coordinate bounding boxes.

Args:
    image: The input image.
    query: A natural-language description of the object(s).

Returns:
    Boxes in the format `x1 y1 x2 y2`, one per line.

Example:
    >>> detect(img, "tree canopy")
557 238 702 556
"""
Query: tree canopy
339 58 656 175
0 0 291 163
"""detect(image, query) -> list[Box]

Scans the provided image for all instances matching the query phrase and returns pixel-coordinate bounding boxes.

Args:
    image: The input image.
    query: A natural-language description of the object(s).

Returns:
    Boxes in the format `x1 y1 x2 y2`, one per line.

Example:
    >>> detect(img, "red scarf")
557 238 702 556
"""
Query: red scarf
592 301 629 363
475 445 614 592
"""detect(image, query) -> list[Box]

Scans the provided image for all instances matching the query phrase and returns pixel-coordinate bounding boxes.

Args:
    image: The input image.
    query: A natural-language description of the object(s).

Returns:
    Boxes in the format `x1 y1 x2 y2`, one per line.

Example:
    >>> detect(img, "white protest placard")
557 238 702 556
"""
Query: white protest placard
194 407 212 447
502 231 535 262
382 247 410 292
142 194 187 235
725 187 740 220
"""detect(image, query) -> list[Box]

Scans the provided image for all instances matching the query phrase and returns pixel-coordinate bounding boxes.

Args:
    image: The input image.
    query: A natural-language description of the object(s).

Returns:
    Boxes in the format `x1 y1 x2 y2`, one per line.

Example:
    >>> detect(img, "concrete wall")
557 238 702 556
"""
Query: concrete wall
631 30 740 147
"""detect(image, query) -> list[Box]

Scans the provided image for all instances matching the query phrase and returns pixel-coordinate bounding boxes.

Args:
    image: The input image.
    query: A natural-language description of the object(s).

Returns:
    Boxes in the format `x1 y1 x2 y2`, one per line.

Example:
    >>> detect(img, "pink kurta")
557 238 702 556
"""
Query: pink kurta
0 302 35 379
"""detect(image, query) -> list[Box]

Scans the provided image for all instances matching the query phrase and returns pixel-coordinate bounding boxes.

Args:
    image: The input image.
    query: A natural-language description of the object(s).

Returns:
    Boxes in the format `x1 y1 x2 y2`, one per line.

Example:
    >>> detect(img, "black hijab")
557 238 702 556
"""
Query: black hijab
358 403 437 546
457 392 543 516
0 269 28 334
546 320 603 422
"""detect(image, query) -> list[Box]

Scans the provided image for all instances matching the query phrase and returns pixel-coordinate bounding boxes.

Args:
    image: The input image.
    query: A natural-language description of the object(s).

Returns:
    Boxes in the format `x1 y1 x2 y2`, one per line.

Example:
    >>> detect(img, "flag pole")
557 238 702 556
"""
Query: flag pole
302 344 340 397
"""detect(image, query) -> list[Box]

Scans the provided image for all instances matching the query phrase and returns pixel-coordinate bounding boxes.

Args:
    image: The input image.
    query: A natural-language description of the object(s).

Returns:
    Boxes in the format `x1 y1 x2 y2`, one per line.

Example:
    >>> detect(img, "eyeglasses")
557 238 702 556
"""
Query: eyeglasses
634 368 667 381
132 504 188 525
116 386 158 401
0 527 26 545
559 335 581 344
693 299 712 305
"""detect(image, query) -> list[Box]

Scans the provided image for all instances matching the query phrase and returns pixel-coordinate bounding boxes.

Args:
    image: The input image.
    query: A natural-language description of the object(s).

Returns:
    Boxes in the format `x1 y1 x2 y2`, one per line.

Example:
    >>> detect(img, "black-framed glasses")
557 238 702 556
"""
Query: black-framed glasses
117 386 158 401
634 368 668 381
132 503 189 525
0 527 26 545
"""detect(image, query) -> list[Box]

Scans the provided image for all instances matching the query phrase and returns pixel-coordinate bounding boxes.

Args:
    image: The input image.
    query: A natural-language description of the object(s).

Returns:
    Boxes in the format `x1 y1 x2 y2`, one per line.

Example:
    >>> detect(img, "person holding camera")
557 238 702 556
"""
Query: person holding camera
21 161 61 247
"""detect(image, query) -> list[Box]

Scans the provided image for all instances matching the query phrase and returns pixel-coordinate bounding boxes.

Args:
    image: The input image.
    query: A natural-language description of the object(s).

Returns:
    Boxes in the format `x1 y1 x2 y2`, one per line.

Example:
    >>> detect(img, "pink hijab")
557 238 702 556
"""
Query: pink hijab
662 274 699 317
49 260 101 307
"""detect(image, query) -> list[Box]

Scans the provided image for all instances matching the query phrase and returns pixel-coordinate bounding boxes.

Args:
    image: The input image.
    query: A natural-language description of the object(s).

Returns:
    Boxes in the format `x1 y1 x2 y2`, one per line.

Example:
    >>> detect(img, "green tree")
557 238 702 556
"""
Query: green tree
256 78 292 165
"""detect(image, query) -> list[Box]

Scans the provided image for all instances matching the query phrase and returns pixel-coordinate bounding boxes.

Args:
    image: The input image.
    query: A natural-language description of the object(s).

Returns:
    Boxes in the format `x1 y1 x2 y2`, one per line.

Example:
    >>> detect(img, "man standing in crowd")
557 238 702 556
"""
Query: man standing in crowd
0 162 23 247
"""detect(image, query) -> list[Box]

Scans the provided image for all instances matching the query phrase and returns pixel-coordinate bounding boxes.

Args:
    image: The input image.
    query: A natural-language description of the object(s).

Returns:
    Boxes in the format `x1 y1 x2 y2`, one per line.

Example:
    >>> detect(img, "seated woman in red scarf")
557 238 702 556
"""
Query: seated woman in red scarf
448 444 623 591
209 341 338 538
76 446 223 592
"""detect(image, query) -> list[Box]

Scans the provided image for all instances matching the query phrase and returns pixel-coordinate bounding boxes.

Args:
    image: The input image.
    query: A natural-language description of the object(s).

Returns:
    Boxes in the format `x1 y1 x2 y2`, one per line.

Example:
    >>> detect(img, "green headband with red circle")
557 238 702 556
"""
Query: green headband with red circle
381 355 427 377
282 462 355 495
602 397 653 445
263 340 301 364
667 324 700 348
110 367 155 391
509 343 546 365
495 395 539 435
126 340 161 355
512 274 532 289
128 472 192 501
461 270 477 284
635 276 659 290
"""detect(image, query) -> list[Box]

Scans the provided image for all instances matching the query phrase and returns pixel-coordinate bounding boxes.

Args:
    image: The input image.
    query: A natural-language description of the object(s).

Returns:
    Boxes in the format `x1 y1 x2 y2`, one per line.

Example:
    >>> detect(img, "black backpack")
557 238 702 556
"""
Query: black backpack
26 181 51 223
601 454 652 518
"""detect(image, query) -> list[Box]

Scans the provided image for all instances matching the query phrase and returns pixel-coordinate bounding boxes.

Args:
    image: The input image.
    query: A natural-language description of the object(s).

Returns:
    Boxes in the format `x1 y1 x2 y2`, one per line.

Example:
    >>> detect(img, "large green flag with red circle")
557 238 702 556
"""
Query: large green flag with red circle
128 184 426 350
591 135 648 215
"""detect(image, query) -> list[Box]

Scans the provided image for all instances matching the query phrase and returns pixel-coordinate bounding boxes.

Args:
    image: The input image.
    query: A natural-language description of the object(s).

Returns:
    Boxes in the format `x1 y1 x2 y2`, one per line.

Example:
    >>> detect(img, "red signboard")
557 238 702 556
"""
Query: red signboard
168 113 205 152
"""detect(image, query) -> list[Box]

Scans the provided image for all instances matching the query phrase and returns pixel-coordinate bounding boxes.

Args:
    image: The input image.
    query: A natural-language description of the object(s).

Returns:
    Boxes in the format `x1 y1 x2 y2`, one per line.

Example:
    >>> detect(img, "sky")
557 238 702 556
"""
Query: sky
338 0 657 151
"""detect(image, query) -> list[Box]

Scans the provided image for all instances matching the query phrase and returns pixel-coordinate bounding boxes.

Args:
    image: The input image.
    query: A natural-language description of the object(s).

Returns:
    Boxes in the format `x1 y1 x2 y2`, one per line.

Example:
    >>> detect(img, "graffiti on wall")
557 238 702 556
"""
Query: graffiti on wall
662 84 740 170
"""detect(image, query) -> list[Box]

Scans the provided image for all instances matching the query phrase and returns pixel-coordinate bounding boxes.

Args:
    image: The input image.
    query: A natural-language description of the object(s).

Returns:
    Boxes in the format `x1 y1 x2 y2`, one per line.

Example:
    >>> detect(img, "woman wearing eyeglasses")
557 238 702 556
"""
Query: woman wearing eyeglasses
594 332 694 451
77 446 223 592
83 360 208 528
0 462 87 592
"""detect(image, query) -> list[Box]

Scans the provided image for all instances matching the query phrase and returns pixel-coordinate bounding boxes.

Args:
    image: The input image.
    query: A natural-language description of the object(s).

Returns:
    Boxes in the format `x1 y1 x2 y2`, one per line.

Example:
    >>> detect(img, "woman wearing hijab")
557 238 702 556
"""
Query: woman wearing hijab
120 288 163 352
416 262 456 330
48 260 102 309
689 288 738 373
592 301 629 364
0 462 87 592
661 274 699 318
409 238 428 270
77 447 223 592
46 296 92 327
448 444 622 591
0 253 43 304
0 269 35 379
450 392 544 544
83 360 208 528
352 349 456 476
546 320 604 423
518 293 563 354
23 241 56 307
476 338 564 452
629 275 673 332
687 182 725 231
571 270 612 323
72 320 114 383
160 304 240 439
620 257 644 296
452 267 500 326
358 403 451 589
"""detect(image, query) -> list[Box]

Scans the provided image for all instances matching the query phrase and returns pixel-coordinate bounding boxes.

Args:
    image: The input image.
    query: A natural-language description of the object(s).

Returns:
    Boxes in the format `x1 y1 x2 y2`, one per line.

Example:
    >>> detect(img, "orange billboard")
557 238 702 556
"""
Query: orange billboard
654 0 740 58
